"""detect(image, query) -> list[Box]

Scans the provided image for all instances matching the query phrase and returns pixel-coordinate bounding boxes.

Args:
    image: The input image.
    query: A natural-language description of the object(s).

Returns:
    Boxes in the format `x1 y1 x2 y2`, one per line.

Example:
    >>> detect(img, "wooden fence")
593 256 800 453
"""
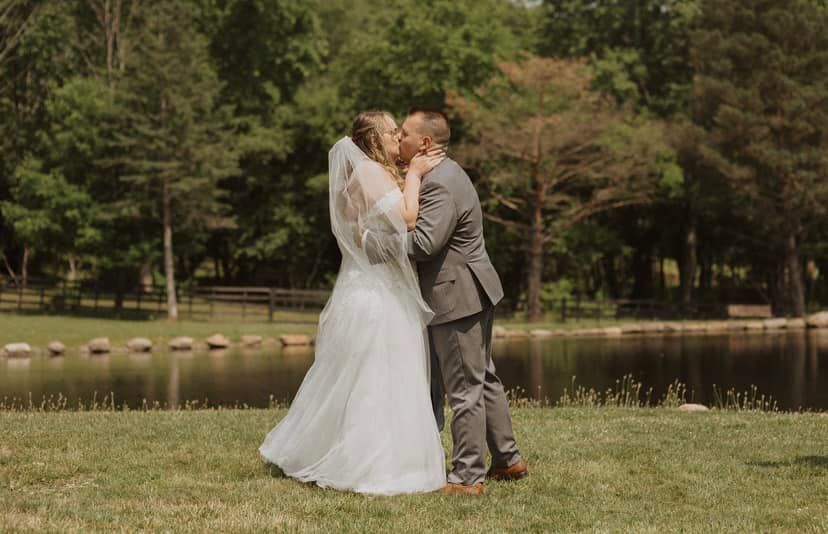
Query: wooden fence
0 278 773 323
547 297 727 322
0 280 328 323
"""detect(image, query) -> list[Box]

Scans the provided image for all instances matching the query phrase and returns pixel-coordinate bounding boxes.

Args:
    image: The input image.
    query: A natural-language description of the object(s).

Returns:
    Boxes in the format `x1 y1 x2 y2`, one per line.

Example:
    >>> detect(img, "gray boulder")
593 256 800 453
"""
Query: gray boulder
88 338 111 354
704 322 729 333
206 334 231 349
127 337 153 352
3 342 32 358
169 336 194 351
620 323 644 334
47 341 66 355
492 326 508 339
763 318 787 330
806 311 828 328
279 334 312 346
504 329 530 338
576 328 604 337
677 403 709 412
787 318 807 330
529 329 555 338
640 322 666 333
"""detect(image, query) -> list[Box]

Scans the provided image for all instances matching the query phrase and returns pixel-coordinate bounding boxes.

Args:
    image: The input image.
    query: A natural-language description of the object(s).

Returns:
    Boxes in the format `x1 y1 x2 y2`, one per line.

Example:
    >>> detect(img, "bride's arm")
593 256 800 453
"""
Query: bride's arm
400 147 445 230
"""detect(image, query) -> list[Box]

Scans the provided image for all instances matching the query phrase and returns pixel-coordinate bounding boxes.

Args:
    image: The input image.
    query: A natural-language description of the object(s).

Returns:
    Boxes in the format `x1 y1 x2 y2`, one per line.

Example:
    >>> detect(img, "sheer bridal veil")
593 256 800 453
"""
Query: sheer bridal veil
327 136 433 324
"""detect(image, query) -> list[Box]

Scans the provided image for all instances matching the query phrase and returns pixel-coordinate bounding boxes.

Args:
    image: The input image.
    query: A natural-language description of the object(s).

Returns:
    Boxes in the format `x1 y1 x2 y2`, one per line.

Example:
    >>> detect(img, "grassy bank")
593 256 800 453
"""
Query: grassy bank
0 313 317 347
0 312 728 349
1 407 826 532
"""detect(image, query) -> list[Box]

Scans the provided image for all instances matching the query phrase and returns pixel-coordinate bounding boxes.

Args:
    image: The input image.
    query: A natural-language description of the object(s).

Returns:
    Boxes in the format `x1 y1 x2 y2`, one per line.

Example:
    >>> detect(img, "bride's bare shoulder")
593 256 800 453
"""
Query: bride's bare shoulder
354 158 394 182
354 158 384 173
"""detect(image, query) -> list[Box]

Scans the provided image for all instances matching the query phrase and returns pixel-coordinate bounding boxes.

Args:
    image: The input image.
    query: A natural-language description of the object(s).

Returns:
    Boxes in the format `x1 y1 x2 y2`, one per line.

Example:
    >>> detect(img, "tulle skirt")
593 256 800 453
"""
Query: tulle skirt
259 266 446 495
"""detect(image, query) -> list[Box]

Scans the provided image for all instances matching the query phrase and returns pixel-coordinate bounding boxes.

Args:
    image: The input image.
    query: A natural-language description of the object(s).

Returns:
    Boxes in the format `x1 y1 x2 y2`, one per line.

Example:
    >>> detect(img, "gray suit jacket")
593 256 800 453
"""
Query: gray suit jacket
407 158 504 325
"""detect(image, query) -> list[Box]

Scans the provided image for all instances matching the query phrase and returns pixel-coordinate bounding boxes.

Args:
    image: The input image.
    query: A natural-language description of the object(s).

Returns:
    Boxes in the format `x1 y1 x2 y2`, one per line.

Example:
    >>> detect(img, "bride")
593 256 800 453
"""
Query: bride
259 111 446 495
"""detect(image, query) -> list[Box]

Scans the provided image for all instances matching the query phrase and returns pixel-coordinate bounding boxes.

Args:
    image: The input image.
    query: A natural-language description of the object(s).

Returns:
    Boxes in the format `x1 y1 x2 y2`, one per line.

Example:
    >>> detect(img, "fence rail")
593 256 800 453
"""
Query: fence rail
0 280 328 323
0 278 775 323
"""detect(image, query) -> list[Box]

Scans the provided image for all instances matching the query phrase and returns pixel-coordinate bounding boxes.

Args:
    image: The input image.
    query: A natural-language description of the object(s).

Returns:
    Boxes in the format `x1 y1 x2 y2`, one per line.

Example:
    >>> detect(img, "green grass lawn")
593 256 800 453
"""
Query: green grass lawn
1 407 826 532
0 312 317 347
0 312 715 349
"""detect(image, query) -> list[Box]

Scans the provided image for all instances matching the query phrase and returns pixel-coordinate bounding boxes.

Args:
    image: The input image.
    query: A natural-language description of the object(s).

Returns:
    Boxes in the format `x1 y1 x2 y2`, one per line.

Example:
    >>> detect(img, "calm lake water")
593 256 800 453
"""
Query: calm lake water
2 331 827 411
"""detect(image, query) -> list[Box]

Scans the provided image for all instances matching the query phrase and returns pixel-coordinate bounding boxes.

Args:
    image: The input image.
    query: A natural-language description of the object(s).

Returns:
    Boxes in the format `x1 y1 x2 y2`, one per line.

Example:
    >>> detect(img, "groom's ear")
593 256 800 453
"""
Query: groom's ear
421 135 433 152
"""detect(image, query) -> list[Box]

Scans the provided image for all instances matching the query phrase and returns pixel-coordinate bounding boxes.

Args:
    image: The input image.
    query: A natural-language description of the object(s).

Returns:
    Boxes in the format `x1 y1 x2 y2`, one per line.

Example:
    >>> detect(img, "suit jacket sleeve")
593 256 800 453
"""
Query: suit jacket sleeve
407 179 456 260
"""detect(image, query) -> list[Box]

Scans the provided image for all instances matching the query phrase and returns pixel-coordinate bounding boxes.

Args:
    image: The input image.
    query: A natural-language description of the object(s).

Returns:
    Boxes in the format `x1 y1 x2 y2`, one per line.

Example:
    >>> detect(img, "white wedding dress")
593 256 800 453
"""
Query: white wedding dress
259 137 446 495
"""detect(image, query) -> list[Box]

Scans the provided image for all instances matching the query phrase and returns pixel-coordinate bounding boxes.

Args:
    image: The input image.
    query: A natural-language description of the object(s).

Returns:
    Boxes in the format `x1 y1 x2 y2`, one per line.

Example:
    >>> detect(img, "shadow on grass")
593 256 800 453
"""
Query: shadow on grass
749 455 828 469
265 462 287 478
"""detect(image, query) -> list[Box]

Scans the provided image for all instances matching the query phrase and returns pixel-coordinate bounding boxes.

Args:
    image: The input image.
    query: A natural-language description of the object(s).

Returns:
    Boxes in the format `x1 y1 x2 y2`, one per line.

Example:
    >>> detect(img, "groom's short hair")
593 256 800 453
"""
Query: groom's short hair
408 107 451 146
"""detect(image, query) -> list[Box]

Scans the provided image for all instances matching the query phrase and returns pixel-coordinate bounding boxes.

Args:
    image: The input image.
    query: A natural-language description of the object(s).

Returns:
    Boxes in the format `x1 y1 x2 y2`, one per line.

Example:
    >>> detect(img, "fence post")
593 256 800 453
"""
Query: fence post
242 290 247 321
17 285 22 311
93 284 99 311
188 291 193 319
561 298 567 322
268 288 275 323
39 286 45 310
209 288 215 319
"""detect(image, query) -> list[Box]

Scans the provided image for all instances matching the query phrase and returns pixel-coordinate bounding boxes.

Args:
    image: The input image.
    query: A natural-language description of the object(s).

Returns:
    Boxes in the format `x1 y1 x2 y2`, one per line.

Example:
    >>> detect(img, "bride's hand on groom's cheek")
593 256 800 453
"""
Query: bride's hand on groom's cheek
409 145 447 178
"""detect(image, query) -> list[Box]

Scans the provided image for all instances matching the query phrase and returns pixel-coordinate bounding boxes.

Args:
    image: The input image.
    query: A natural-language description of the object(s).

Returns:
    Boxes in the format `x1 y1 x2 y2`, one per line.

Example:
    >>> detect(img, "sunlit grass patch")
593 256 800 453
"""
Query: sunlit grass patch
1 407 826 532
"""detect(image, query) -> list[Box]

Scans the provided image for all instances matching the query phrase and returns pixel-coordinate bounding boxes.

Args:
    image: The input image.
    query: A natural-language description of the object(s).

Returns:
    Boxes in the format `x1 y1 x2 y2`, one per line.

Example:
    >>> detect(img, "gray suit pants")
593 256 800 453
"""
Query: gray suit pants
429 305 522 485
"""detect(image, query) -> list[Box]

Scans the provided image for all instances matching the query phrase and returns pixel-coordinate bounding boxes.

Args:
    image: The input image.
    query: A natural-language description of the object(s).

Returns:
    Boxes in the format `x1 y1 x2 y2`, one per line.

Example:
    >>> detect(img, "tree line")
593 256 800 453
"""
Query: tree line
1 0 827 320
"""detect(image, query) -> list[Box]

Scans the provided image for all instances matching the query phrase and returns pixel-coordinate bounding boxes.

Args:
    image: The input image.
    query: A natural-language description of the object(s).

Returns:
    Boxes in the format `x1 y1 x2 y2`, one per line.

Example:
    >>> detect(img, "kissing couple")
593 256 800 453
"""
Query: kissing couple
260 108 527 496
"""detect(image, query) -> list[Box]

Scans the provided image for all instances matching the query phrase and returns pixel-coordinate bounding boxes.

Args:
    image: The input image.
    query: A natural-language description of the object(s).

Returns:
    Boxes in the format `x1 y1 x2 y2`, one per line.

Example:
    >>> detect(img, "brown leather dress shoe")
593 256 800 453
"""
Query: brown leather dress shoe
486 459 529 481
435 482 484 496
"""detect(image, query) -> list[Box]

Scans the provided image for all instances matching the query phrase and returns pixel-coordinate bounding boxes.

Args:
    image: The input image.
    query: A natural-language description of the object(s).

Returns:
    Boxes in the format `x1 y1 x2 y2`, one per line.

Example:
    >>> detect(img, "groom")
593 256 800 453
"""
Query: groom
399 108 528 496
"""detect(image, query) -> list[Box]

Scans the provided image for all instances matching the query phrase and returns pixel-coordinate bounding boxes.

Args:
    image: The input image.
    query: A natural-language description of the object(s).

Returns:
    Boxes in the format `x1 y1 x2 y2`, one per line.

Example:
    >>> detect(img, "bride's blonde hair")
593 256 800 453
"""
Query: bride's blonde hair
350 111 403 188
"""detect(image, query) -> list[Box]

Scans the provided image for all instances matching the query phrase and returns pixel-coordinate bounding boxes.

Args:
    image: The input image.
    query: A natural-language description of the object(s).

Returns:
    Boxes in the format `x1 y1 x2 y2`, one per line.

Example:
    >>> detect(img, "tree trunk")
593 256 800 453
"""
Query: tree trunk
163 175 178 320
526 175 545 321
631 246 654 299
526 99 545 322
679 221 697 306
658 254 666 297
602 255 620 299
67 255 79 282
527 219 544 321
20 244 28 288
139 259 153 291
698 250 712 293
785 233 806 317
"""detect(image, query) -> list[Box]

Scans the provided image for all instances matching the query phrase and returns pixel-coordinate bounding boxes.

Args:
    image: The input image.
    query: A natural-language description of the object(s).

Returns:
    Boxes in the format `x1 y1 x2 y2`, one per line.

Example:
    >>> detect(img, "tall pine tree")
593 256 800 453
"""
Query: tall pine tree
692 0 828 316
112 0 237 319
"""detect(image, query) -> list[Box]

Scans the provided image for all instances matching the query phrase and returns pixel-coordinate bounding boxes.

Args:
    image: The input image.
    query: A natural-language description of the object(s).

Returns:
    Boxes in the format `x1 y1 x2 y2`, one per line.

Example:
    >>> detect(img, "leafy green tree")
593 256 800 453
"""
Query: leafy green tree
691 0 828 316
190 0 327 285
0 2 78 281
539 0 699 117
0 0 43 66
0 157 94 285
336 0 520 113
450 57 678 319
111 1 238 319
0 77 117 283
